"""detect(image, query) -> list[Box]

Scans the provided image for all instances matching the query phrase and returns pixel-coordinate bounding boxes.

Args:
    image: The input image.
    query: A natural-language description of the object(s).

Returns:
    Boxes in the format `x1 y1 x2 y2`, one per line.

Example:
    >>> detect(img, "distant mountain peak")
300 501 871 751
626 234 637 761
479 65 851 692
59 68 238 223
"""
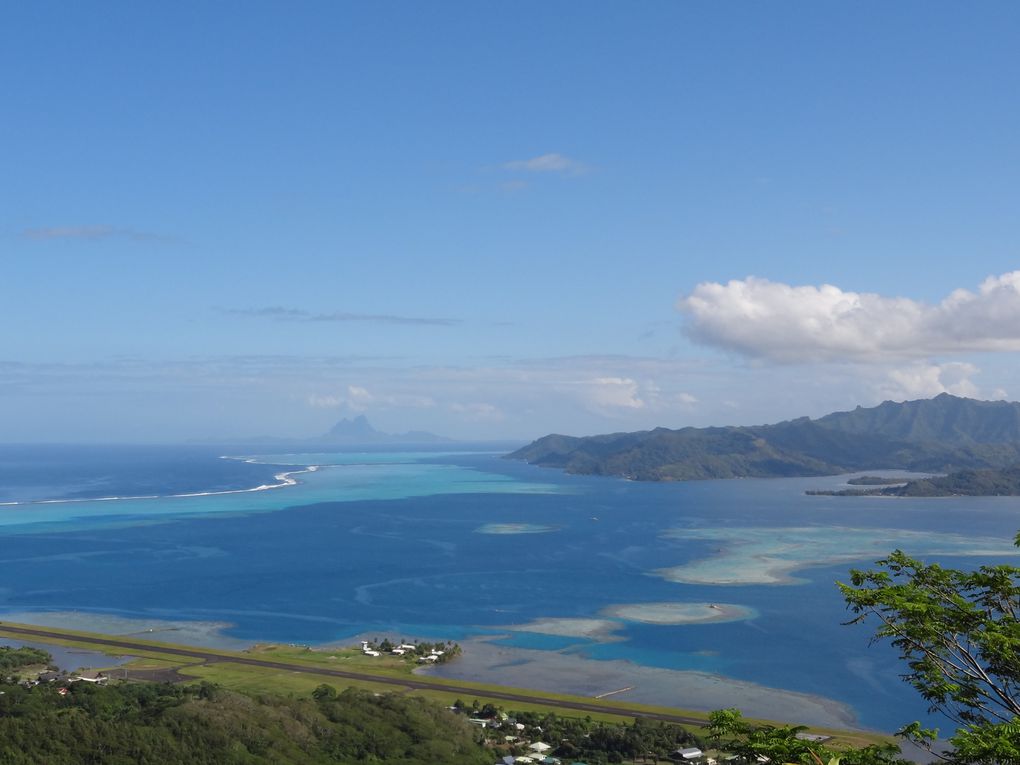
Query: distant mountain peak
326 415 378 438
317 416 451 445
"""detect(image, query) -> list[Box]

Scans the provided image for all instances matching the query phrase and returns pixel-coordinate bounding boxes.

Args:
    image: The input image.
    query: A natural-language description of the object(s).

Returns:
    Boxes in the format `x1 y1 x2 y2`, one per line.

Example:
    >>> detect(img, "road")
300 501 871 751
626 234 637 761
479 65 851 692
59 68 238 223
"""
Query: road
0 622 708 726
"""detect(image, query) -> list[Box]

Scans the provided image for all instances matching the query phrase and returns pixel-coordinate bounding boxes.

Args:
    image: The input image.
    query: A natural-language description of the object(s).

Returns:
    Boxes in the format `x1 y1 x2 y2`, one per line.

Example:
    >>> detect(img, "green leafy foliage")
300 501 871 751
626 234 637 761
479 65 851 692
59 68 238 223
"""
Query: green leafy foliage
840 532 1020 763
706 708 908 765
0 646 51 673
893 465 1020 497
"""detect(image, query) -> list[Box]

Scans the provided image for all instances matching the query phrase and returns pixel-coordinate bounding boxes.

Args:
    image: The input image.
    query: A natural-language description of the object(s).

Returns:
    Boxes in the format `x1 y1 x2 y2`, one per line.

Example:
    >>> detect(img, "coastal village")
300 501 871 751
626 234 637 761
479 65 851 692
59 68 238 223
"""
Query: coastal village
3 640 846 764
448 702 716 765
1 644 105 691
358 637 460 664
312 639 801 764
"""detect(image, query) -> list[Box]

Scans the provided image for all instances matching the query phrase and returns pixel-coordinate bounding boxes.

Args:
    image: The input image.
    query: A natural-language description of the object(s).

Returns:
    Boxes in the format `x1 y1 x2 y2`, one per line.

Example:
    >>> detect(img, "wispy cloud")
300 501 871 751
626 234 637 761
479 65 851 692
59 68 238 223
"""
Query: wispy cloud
678 271 1020 363
448 401 504 421
22 225 177 244
307 385 436 412
225 307 461 326
502 153 588 176
4 350 1010 443
227 307 308 319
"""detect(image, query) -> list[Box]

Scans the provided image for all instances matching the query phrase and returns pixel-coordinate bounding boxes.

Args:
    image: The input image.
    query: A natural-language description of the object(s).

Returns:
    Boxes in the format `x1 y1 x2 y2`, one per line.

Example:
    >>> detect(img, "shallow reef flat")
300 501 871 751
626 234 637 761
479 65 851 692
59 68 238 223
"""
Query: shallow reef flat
601 601 756 625
496 617 622 640
474 523 558 535
421 635 861 730
0 456 564 533
655 526 1020 585
495 601 757 642
0 610 250 650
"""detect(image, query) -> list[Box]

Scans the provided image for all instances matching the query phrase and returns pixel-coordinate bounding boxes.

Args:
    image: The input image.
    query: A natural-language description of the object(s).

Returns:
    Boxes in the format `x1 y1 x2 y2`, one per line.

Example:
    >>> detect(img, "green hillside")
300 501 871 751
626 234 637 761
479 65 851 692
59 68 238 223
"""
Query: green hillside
510 395 1020 481
812 465 1020 497
0 680 491 765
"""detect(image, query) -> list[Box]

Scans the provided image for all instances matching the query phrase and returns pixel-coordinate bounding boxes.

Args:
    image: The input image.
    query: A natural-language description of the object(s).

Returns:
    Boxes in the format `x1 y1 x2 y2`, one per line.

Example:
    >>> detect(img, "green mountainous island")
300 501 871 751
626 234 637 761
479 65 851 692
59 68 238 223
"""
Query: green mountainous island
808 465 1020 498
509 394 1020 484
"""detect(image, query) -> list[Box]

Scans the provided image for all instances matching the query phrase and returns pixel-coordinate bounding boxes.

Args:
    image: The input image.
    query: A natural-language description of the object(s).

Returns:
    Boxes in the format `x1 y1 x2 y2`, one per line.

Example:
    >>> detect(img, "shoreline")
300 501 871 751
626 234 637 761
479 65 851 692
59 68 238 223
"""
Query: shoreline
0 609 862 730
418 634 862 730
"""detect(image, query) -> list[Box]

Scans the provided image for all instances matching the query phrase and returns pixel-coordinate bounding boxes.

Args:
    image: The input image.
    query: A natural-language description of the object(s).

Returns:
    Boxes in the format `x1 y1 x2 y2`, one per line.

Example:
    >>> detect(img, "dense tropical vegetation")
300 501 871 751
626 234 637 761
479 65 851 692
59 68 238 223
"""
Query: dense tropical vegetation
511 394 1020 481
0 646 51 678
0 679 491 765
706 708 910 765
809 465 1020 497
453 701 703 763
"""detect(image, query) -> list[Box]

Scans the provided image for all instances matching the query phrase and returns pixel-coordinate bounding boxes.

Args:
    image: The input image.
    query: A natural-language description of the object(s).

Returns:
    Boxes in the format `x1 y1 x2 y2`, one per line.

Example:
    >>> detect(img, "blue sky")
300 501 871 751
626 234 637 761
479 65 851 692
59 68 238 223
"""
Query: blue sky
4 2 1020 441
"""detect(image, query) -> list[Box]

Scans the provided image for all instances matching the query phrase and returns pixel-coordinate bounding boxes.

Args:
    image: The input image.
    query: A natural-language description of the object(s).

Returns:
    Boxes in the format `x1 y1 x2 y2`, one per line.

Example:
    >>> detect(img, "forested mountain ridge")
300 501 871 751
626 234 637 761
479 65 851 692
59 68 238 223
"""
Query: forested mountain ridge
509 395 1020 481
815 393 1020 444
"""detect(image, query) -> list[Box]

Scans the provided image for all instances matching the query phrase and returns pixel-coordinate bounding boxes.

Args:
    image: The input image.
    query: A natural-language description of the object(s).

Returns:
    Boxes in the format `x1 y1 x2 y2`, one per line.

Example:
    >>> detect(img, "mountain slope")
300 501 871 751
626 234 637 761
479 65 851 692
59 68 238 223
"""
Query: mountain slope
815 393 1020 445
509 395 1020 481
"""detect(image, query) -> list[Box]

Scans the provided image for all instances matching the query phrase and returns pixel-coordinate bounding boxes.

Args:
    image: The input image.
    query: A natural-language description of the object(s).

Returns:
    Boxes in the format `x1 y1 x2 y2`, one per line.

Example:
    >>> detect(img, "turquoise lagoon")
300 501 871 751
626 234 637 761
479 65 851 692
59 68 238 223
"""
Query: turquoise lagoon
1 444 1018 733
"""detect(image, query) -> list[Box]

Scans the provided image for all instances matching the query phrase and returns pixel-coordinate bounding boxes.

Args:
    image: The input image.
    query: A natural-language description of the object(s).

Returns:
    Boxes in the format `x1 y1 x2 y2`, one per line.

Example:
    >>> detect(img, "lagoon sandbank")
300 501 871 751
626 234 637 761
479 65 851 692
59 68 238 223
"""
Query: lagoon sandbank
475 523 558 535
496 617 621 640
601 601 756 625
657 526 1020 586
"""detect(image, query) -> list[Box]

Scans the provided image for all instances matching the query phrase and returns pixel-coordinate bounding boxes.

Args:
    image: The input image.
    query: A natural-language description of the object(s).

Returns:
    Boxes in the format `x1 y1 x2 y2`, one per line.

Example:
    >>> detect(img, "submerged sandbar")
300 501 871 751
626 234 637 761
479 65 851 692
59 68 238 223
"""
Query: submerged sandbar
498 617 621 640
656 526 1020 586
602 601 756 625
475 523 558 535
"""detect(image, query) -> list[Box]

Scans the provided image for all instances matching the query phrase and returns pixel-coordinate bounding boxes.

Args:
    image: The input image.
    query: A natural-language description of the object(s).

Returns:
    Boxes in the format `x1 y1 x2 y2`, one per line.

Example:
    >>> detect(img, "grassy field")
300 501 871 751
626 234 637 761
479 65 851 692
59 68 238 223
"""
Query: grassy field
0 620 892 751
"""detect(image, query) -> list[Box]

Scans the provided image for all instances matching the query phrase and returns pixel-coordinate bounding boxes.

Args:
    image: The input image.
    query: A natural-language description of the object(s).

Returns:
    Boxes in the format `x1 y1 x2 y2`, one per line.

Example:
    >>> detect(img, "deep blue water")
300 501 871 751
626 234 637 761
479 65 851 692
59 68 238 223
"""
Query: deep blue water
1 445 1018 734
0 444 282 503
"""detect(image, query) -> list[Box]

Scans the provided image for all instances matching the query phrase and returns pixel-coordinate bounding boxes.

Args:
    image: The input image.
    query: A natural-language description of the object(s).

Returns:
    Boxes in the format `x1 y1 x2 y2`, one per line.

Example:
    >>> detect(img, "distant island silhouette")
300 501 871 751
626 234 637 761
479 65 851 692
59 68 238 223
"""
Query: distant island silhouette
314 415 452 445
199 415 454 446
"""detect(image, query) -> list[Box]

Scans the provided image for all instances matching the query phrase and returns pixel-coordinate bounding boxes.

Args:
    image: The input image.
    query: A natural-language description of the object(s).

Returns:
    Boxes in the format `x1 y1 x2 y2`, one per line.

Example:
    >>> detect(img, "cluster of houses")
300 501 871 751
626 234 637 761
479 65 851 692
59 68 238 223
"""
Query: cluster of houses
457 710 715 765
25 669 108 695
360 640 448 663
493 741 561 765
482 739 710 765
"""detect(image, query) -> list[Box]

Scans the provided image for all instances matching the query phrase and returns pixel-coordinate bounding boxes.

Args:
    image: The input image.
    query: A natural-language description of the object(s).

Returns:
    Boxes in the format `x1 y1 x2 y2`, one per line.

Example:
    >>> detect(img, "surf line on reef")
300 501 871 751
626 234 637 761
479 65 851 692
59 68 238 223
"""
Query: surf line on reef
0 458 320 508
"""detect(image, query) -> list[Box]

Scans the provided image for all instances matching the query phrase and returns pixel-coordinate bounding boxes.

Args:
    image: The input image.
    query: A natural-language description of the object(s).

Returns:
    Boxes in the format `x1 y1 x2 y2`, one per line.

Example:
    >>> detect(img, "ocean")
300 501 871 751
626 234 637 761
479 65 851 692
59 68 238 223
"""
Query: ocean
1 444 1017 734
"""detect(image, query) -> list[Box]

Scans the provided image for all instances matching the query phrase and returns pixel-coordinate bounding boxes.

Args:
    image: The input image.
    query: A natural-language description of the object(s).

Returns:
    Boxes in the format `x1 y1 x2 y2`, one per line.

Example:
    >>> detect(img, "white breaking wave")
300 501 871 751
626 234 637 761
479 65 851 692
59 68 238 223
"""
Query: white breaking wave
0 459 320 507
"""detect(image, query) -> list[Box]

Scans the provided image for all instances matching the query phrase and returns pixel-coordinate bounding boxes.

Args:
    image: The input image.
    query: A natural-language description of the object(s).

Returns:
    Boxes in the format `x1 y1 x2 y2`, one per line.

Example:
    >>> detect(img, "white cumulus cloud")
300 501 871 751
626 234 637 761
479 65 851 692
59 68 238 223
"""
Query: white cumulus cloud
307 385 434 412
585 377 646 411
677 271 1020 362
879 362 981 400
